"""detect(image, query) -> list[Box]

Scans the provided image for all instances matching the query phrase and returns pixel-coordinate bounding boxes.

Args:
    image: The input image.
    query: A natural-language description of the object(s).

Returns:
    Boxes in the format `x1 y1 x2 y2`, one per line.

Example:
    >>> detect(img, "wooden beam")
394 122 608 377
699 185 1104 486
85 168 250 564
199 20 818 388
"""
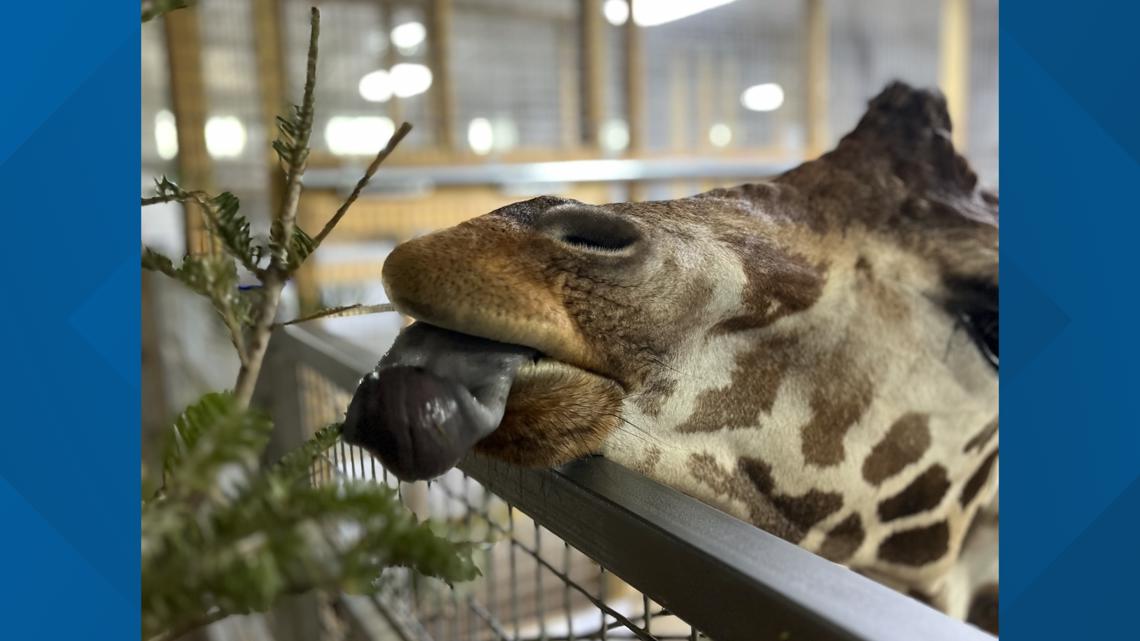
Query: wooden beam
163 6 215 254
804 0 829 158
579 0 605 148
939 0 970 150
428 0 456 151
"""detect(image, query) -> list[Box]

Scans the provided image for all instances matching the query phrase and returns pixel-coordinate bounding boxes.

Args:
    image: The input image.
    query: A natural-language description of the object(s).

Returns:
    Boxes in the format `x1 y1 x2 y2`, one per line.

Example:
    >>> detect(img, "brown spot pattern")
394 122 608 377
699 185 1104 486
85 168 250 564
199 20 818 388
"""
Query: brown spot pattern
676 336 798 433
959 449 998 507
800 353 875 466
632 446 662 476
739 457 843 535
967 583 999 635
963 418 998 453
862 413 932 485
632 376 676 418
712 233 825 335
878 520 950 566
687 453 799 543
819 513 865 563
877 464 951 522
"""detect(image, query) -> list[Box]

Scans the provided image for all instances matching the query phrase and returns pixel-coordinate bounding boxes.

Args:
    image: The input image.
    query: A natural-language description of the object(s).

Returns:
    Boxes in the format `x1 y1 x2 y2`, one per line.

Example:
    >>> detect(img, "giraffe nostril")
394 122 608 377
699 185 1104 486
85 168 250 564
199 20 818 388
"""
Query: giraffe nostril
538 205 642 254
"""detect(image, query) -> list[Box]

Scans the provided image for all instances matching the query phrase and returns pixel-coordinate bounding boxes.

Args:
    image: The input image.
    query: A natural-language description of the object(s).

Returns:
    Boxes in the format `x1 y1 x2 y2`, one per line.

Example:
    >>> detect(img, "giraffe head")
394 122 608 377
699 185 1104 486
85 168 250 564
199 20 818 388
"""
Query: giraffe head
344 83 998 585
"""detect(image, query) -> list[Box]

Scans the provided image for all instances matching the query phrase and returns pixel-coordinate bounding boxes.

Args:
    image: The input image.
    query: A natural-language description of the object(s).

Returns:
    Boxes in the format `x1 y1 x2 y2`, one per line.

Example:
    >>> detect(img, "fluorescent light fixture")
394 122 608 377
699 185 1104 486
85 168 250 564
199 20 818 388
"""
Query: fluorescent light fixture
633 0 737 27
467 118 494 155
741 82 785 112
204 115 246 158
325 116 395 156
600 118 629 151
358 69 393 103
154 109 179 160
390 63 433 98
391 21 426 50
708 123 732 147
603 0 629 26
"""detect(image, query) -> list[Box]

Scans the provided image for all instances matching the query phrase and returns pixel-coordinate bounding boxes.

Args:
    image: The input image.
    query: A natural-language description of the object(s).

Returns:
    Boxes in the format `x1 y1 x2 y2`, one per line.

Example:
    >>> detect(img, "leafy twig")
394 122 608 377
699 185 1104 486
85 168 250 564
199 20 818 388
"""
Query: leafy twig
232 8 320 407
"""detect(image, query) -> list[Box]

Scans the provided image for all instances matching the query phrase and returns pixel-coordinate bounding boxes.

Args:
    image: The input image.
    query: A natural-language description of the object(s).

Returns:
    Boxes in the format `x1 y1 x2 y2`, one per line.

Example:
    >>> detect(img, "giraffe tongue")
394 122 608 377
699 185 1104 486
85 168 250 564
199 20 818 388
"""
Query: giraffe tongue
342 322 536 481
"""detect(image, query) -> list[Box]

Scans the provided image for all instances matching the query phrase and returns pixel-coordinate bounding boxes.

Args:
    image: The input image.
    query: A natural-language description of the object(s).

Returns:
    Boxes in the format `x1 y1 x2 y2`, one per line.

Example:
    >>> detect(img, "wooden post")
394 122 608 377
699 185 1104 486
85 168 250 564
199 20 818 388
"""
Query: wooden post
579 0 605 148
939 0 970 150
163 6 215 254
252 0 287 218
428 0 456 151
624 1 645 200
560 30 582 149
804 0 829 158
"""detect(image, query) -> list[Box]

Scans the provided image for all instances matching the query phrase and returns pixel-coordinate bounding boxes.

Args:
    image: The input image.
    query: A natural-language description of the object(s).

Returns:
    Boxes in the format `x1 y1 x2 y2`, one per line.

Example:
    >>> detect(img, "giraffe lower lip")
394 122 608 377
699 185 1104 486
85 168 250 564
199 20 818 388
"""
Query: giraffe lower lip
341 322 536 480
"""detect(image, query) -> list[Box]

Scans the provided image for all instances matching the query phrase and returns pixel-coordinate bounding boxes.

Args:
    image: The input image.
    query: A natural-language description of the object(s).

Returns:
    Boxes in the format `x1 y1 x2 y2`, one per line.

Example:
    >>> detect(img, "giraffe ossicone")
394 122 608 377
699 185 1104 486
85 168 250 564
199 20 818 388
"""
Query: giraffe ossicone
342 81 999 634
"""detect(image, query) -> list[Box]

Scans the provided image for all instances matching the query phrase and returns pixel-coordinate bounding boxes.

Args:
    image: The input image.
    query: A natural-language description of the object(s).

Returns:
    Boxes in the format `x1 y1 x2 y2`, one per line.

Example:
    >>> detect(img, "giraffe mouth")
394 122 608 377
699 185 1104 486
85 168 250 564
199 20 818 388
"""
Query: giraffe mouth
341 321 598 481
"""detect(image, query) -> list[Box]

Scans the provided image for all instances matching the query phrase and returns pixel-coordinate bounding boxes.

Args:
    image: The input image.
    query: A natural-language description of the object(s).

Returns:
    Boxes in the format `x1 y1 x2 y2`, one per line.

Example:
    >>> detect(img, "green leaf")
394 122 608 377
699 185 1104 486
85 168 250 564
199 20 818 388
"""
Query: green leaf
162 392 272 496
268 423 343 486
143 248 253 327
149 177 263 273
286 226 315 270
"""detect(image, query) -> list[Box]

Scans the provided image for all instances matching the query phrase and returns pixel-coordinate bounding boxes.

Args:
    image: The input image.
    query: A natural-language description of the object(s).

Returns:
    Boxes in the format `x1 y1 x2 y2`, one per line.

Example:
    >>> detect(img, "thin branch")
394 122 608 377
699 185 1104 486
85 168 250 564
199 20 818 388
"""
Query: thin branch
269 7 320 274
276 303 397 327
142 194 180 207
311 122 413 250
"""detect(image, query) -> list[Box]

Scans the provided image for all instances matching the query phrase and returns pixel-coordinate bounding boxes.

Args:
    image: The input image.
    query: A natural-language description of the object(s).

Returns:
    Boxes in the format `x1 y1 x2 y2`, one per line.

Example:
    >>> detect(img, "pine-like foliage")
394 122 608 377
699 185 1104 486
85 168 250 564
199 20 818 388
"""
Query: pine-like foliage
140 7 463 640
142 395 478 640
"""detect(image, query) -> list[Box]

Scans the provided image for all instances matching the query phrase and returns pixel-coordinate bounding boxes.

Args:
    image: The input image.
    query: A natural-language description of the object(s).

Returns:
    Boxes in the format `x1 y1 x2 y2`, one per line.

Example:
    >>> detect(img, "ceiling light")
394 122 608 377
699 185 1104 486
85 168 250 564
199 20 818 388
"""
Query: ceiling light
467 118 493 155
603 0 629 26
708 123 732 147
391 21 426 50
154 109 178 160
204 115 246 158
390 63 433 98
741 83 785 112
325 116 395 156
358 70 393 103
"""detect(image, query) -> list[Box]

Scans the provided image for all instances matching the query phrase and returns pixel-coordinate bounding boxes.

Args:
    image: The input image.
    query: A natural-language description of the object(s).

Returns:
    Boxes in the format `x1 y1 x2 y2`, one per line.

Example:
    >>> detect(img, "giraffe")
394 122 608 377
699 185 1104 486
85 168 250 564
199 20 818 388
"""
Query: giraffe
343 82 999 634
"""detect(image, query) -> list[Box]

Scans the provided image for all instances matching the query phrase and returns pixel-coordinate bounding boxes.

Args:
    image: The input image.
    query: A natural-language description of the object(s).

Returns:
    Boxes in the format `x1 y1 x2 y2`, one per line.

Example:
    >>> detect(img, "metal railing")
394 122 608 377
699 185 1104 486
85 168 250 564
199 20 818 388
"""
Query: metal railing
253 324 993 641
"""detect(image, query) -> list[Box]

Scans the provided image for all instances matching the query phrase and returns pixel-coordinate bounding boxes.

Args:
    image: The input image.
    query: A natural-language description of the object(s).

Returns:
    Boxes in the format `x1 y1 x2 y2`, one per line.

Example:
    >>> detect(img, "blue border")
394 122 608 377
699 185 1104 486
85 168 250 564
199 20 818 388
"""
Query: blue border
1003 1 1140 639
5 1 1139 639
0 2 139 638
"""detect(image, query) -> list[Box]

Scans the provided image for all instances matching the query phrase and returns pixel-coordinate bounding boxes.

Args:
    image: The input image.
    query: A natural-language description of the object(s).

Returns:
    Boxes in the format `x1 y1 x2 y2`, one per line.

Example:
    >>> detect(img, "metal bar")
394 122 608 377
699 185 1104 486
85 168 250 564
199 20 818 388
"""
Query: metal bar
459 456 995 641
303 157 801 193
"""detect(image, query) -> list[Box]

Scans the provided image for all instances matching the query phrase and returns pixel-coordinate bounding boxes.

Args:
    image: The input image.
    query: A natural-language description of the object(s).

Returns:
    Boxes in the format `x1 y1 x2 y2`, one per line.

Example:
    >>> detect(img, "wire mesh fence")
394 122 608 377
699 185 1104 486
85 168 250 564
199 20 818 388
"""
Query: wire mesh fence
296 362 710 641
